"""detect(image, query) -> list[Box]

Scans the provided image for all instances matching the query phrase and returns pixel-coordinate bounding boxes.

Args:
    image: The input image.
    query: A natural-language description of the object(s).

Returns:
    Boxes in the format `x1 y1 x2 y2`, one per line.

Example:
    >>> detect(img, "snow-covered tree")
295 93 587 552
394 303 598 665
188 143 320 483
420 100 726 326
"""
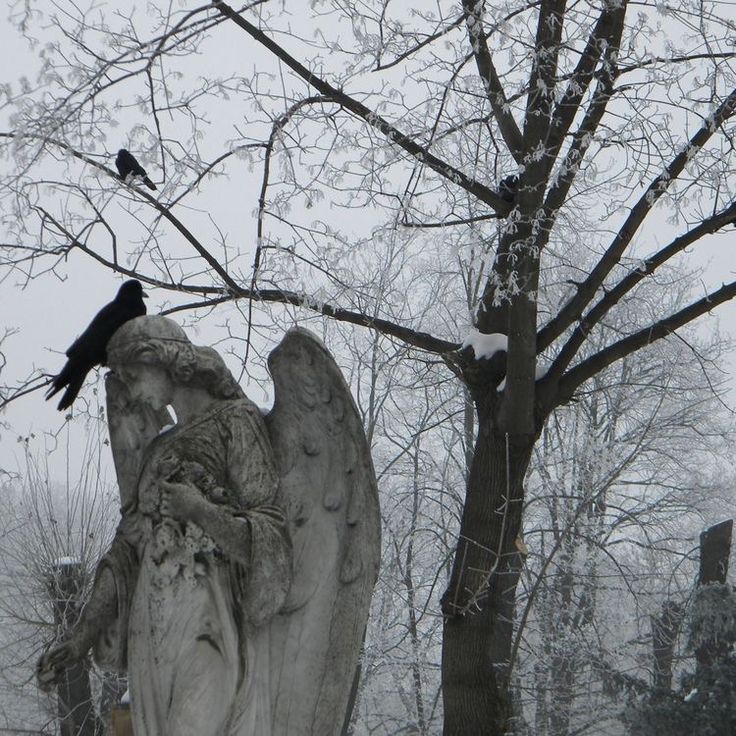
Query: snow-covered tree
517 331 733 735
625 523 736 736
3 1 736 732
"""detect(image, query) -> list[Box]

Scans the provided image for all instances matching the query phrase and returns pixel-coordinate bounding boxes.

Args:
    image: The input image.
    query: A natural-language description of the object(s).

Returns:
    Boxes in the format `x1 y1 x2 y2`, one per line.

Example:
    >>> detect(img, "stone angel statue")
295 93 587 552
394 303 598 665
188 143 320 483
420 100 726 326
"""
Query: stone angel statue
37 316 381 736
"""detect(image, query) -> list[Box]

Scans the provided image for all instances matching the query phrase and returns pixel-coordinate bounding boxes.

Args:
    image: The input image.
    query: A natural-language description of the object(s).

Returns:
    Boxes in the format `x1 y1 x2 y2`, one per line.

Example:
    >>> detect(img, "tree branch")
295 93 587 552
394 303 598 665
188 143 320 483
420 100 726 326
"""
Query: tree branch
544 201 736 379
545 1 627 167
539 85 736 348
2 131 462 356
461 0 523 161
554 280 736 404
0 376 52 412
511 69 620 285
245 94 329 362
164 286 461 354
26 203 460 355
538 76 616 241
211 1 511 214
522 0 567 160
402 213 503 229
1 132 243 294
375 15 464 72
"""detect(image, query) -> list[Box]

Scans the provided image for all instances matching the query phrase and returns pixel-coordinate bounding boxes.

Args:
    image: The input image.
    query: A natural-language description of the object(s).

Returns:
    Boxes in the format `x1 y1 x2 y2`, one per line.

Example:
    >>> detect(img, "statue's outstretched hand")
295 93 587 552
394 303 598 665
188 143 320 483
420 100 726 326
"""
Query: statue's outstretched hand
36 633 90 691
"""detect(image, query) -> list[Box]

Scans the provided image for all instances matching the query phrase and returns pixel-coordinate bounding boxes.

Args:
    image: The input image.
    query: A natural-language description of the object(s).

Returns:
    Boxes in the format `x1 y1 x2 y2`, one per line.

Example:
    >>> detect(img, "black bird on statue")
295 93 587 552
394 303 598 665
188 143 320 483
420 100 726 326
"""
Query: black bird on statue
45 280 148 411
115 149 157 190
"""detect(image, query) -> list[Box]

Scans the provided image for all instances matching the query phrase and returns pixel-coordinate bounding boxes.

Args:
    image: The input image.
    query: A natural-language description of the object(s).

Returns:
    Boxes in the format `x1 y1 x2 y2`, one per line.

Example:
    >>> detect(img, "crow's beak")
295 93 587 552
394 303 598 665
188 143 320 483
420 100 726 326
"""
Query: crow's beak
142 291 149 298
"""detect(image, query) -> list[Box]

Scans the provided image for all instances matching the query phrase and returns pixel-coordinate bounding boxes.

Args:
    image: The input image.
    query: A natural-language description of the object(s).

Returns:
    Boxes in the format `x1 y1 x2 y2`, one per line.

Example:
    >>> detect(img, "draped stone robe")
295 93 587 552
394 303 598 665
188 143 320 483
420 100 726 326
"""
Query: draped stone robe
95 398 292 736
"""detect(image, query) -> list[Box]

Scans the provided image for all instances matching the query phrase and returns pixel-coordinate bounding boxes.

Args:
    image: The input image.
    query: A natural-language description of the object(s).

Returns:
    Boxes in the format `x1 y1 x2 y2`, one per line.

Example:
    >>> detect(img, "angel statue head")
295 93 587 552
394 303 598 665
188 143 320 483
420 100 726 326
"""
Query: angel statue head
106 315 244 410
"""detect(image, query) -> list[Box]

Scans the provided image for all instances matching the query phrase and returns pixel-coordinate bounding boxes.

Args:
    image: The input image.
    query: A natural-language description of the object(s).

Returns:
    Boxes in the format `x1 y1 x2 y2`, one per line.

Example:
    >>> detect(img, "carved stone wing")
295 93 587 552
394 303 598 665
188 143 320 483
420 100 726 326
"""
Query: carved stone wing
265 328 381 736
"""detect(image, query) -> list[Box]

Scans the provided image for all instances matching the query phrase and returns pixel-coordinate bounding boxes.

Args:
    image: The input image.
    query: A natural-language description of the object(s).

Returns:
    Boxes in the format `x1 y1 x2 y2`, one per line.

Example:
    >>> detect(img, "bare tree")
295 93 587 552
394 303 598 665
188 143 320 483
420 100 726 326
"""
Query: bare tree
0 425 120 734
514 321 734 735
3 1 736 732
326 322 456 734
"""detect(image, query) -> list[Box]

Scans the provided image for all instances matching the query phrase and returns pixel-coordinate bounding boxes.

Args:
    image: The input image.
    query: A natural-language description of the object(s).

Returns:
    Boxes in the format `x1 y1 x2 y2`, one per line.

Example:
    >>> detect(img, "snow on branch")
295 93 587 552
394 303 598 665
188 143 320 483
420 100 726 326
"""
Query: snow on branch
461 330 508 360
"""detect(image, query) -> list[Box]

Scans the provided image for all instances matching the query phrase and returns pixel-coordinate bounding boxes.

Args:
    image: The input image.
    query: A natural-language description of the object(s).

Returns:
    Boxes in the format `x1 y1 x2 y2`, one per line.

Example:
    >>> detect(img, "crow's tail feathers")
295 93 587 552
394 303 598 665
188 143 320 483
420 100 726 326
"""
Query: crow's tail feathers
45 363 72 402
45 361 88 411
120 173 157 191
44 382 62 401
56 371 86 411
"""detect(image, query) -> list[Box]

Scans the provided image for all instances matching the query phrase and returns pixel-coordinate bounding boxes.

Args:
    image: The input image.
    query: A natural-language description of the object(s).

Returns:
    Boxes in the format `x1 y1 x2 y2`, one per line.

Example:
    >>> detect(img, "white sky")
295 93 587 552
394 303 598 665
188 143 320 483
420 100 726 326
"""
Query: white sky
2 3 736 483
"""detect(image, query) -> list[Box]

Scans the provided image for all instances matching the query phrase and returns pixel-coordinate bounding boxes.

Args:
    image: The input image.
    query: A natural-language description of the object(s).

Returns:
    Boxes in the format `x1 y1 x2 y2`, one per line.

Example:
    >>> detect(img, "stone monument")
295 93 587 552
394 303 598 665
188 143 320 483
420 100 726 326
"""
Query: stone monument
37 316 381 736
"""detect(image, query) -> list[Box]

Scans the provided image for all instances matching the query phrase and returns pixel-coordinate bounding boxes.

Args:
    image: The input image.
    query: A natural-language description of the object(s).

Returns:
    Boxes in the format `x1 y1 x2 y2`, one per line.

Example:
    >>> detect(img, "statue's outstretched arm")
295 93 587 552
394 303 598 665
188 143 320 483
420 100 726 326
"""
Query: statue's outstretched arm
36 560 118 690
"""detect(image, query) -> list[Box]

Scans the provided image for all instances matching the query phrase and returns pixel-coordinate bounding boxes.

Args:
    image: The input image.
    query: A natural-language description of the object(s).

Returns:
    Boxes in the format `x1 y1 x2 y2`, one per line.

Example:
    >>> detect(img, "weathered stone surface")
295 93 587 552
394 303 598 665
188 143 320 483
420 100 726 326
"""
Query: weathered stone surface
38 317 380 736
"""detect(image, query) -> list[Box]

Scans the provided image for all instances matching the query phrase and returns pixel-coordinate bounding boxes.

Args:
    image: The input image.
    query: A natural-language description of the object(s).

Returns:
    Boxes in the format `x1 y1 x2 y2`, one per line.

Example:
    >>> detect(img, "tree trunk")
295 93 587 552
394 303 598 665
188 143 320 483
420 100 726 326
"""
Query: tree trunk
441 411 534 735
651 600 683 692
50 561 100 736
548 545 575 736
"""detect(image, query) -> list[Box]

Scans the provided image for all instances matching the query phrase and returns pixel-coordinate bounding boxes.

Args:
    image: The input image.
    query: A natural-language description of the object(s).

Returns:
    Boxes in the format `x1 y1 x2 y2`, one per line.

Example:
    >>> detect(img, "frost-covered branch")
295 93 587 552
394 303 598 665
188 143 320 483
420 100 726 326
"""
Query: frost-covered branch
211 1 512 214
540 84 736 349
374 14 464 72
545 1 627 167
0 133 241 294
554 280 736 404
461 0 523 161
544 201 736 379
522 0 567 162
168 285 459 354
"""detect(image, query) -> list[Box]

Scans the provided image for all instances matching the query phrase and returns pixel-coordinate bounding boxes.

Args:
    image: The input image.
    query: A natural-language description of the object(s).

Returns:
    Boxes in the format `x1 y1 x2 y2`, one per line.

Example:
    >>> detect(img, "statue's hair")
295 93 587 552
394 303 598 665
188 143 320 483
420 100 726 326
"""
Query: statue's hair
107 316 244 400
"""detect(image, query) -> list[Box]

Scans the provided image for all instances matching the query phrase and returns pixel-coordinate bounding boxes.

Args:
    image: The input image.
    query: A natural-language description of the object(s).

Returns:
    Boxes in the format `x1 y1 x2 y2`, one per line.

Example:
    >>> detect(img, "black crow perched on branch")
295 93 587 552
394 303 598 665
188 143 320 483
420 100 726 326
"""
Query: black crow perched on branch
497 175 519 203
45 280 148 411
115 149 157 190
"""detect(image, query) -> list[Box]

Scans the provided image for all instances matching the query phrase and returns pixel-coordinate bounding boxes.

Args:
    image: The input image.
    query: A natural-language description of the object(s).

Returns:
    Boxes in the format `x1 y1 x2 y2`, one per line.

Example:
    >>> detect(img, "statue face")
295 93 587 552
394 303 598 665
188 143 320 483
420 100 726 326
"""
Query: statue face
116 362 174 410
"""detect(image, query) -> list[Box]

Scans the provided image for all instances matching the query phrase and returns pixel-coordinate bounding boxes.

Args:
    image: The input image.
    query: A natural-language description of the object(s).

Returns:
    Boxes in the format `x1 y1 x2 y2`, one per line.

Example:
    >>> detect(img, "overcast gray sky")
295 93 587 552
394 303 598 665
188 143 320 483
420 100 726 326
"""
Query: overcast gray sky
2 2 736 483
